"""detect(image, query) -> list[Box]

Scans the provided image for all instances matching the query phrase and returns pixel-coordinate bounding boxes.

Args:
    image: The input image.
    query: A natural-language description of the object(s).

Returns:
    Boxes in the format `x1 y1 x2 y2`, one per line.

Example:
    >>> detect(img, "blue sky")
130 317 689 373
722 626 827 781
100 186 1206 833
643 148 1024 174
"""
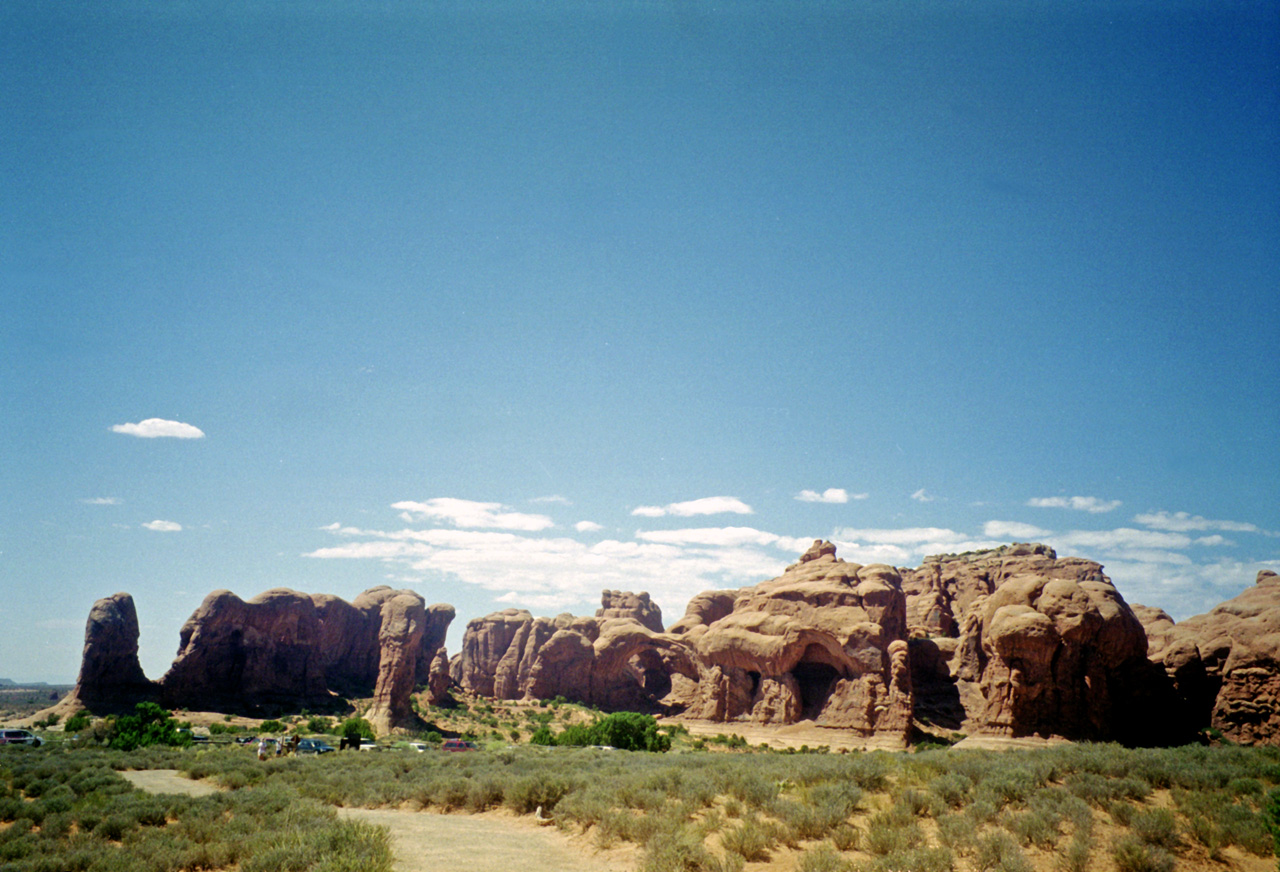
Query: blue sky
3 1 1277 684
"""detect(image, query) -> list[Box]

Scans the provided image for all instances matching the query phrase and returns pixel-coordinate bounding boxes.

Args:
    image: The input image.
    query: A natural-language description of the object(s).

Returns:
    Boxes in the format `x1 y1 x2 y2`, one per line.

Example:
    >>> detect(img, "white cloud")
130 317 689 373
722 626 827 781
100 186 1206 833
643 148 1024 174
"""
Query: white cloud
306 514 805 616
111 418 205 439
142 520 182 532
982 520 1051 540
81 497 121 505
1027 496 1122 513
1194 535 1232 547
391 498 553 531
637 526 812 551
575 520 603 533
630 496 753 518
1101 558 1278 620
1050 527 1192 551
910 489 934 503
530 495 571 505
1134 511 1260 534
834 527 965 546
796 488 862 504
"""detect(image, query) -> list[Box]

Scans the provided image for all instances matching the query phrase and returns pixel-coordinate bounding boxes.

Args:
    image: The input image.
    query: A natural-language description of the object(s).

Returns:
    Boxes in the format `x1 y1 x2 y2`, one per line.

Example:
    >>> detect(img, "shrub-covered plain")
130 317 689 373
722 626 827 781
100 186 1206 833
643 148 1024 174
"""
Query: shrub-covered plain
3 736 1278 872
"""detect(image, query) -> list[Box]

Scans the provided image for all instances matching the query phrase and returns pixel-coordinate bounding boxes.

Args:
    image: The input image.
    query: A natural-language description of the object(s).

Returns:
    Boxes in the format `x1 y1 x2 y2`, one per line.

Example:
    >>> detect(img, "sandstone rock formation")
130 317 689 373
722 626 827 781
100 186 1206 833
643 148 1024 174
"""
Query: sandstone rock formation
1139 570 1280 745
162 588 331 711
366 592 427 734
673 541 914 740
452 605 695 712
596 590 664 633
454 542 916 743
48 592 158 718
53 586 453 728
900 545 1156 742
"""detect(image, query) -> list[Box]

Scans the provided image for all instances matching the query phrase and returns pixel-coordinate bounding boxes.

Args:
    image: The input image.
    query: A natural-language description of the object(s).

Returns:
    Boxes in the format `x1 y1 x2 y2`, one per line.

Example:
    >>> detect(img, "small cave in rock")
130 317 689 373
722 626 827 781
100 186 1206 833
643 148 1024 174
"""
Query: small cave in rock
791 648 842 719
627 649 673 706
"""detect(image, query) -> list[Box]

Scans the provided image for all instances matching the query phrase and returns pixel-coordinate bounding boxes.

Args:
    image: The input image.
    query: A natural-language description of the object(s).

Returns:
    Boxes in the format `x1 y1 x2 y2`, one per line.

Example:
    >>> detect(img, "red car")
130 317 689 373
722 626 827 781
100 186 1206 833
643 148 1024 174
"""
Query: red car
441 739 478 752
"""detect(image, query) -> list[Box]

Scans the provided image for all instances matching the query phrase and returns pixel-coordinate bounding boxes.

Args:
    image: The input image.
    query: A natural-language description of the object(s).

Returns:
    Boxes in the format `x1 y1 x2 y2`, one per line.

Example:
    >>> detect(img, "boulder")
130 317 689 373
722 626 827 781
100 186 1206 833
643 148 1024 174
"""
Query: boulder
1146 570 1280 745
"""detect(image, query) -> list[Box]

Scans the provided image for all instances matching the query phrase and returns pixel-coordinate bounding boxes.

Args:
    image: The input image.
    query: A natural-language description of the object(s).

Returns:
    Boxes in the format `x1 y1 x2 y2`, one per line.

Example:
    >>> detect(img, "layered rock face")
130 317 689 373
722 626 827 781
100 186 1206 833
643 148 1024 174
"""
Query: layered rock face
452 599 695 712
161 586 454 720
1138 570 1280 745
596 590 664 633
674 541 914 739
56 586 453 726
51 593 158 717
162 589 331 711
900 545 1155 741
454 542 915 742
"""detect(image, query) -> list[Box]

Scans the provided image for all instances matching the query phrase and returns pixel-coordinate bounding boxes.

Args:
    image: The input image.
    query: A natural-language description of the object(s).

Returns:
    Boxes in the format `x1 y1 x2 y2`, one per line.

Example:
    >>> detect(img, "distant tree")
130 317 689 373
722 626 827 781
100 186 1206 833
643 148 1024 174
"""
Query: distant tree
341 717 375 743
109 702 190 751
259 719 286 734
63 711 91 733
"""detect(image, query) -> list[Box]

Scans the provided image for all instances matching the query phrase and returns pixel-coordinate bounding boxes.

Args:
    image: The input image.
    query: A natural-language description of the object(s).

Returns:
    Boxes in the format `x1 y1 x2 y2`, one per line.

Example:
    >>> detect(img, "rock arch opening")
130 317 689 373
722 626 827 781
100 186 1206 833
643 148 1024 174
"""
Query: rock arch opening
791 645 842 719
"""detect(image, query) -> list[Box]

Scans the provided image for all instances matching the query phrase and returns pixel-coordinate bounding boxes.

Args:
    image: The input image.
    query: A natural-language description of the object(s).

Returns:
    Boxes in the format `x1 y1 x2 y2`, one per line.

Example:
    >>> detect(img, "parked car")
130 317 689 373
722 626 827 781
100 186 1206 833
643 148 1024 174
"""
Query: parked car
441 739 478 752
405 742 429 752
358 739 379 751
235 735 257 745
297 739 336 754
0 729 43 747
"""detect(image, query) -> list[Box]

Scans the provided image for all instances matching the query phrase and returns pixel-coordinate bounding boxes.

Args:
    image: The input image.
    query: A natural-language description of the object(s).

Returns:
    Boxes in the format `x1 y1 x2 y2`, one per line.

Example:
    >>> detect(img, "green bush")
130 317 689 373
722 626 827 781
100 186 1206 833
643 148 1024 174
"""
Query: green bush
63 711 92 733
109 702 191 751
1111 834 1175 872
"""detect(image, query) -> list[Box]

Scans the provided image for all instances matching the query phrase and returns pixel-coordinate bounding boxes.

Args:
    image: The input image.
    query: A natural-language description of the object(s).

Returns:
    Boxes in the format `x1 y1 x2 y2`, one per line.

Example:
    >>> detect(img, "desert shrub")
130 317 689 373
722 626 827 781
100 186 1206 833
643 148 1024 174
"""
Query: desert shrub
1111 834 1175 872
863 846 954 872
642 823 737 872
930 772 972 809
505 772 574 814
1057 832 1092 872
797 842 850 872
831 823 860 851
1130 807 1180 850
258 719 286 734
864 809 923 856
974 831 1032 872
719 815 775 861
1107 799 1136 827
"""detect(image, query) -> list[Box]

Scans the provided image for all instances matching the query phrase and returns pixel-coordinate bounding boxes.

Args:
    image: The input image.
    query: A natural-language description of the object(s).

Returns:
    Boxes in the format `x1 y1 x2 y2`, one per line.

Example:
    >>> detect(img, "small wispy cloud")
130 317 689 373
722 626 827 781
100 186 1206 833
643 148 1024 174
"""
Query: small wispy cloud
391 498 553 531
530 495 571 505
630 497 753 518
636 526 812 551
982 520 1051 540
910 489 934 503
575 520 603 533
796 488 865 504
1134 511 1260 534
142 520 182 532
1027 496 1121 513
80 497 121 505
111 418 205 439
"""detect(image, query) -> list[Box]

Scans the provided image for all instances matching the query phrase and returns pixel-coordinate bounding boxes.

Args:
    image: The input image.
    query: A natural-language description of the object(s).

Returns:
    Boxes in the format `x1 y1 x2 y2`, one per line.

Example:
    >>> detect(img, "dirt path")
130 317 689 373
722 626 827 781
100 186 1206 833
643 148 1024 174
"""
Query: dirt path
120 769 224 797
121 769 636 872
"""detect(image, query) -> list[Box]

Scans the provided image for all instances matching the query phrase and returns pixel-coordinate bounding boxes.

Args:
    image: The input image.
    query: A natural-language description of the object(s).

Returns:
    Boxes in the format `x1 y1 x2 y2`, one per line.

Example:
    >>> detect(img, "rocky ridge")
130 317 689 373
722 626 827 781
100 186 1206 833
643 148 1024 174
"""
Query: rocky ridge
53 586 453 732
1135 570 1280 745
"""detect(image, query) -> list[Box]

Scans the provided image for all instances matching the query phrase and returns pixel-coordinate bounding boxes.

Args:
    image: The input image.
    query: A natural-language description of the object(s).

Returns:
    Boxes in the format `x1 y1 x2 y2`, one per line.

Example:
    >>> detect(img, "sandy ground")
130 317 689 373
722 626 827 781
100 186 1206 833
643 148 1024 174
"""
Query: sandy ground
121 768 638 872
